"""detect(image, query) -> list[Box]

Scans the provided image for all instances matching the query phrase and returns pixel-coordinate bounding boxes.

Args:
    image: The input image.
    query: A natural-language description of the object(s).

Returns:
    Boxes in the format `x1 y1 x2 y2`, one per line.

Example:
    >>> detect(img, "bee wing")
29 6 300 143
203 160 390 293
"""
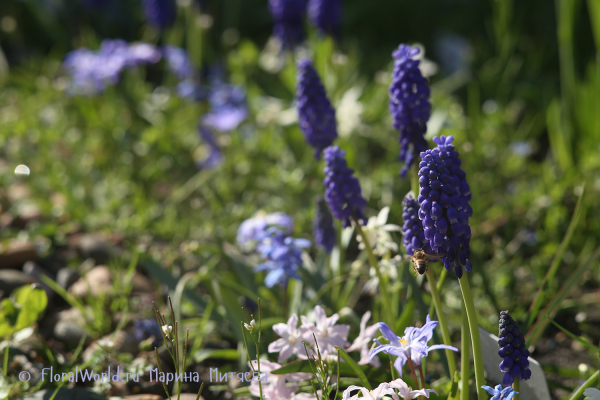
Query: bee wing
424 253 440 261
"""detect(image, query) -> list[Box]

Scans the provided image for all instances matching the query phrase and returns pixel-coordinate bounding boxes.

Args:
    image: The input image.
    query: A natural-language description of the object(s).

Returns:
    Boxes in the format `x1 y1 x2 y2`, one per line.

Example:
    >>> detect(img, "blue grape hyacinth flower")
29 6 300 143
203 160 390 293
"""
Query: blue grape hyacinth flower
369 316 457 376
296 59 338 159
268 0 307 49
307 0 342 37
203 83 248 132
237 212 295 246
482 384 518 400
63 40 161 95
163 45 195 80
142 0 177 31
254 230 311 288
389 44 431 177
313 196 336 253
402 194 433 257
417 135 472 278
498 311 531 385
323 146 367 228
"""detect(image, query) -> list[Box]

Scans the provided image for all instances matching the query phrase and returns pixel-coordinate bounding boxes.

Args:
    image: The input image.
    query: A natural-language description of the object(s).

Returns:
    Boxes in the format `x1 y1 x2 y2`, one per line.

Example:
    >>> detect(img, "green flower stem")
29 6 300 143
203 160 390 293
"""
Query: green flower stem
513 378 520 400
425 268 457 376
353 217 394 325
461 299 470 400
458 274 486 400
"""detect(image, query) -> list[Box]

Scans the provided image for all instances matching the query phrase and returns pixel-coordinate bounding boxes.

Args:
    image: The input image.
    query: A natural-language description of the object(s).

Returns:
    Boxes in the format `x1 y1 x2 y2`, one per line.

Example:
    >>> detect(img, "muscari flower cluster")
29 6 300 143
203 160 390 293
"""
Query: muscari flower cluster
498 311 531 385
307 0 342 37
296 59 338 159
417 135 472 278
369 315 458 376
268 0 307 49
402 194 433 257
63 39 161 95
142 0 177 31
313 196 336 253
481 384 518 400
323 146 367 228
389 44 431 177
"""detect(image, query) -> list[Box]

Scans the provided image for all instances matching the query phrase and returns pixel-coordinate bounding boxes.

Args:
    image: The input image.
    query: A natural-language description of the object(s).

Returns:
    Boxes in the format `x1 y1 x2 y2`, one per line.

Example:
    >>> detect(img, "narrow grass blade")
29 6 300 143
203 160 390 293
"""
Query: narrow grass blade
527 183 585 327
568 370 600 400
526 247 600 347
546 317 600 353
335 347 372 390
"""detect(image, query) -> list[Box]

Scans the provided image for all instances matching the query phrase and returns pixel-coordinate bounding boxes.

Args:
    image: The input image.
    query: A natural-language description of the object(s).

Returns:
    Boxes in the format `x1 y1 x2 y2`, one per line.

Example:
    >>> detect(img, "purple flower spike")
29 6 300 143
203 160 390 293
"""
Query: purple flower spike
307 0 342 37
401 194 434 257
498 311 531 385
313 196 336 253
142 0 177 31
417 135 472 278
269 0 307 49
296 59 338 159
323 146 367 228
389 44 431 176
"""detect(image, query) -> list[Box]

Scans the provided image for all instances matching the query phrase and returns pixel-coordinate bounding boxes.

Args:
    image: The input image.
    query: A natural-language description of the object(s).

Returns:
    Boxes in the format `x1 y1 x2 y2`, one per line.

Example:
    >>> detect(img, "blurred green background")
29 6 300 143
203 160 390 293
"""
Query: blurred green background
0 0 599 398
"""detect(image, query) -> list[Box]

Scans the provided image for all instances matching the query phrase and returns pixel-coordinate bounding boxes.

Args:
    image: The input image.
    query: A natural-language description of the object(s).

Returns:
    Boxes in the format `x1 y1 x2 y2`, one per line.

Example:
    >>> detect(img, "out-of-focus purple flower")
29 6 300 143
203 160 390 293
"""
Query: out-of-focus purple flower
269 0 307 50
128 42 162 65
402 194 433 257
498 311 531 385
196 126 223 169
323 145 367 228
389 44 431 177
481 384 518 400
254 230 311 288
142 0 177 31
175 79 209 101
313 196 336 253
296 59 338 159
203 83 248 132
163 45 195 80
237 212 295 246
63 39 161 95
417 135 472 278
307 0 342 37
133 319 162 347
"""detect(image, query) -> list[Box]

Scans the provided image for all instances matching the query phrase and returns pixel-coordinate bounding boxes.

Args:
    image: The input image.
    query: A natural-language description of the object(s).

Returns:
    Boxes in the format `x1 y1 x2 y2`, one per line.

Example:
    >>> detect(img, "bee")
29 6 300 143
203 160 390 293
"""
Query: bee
410 248 438 276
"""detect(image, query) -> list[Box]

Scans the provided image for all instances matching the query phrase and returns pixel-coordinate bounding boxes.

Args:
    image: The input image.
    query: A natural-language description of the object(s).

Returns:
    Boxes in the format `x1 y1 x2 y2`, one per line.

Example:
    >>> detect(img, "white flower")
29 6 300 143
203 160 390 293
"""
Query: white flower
363 256 401 294
248 360 311 399
268 314 314 362
355 207 401 257
97 339 114 349
162 325 173 336
342 383 393 400
347 311 381 367
301 305 350 358
584 388 600 400
245 319 256 331
388 378 437 399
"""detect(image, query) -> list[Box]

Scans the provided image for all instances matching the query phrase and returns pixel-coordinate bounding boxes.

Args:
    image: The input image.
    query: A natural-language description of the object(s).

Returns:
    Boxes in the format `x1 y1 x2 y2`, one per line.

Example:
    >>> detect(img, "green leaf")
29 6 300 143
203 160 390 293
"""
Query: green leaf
194 349 240 363
336 347 372 390
447 370 460 400
14 285 47 331
395 299 416 334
